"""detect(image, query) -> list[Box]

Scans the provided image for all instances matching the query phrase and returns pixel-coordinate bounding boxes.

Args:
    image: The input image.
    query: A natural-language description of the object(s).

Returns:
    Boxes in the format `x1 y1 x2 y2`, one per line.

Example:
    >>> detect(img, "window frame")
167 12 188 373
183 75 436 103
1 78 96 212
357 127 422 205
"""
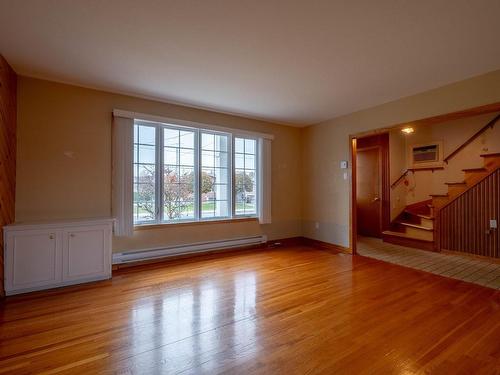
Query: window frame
232 135 259 218
133 120 259 226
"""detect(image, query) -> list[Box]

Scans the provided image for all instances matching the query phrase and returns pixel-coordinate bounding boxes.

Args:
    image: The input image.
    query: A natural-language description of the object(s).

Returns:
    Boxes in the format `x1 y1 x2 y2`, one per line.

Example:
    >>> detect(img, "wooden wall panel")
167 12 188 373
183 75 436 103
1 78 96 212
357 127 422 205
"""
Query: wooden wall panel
439 169 499 258
0 55 17 297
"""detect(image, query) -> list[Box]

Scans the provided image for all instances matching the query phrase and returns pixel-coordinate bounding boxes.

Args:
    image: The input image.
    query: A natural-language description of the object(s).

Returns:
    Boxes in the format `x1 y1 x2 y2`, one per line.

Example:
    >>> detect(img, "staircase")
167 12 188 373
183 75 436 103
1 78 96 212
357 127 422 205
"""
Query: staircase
383 153 500 251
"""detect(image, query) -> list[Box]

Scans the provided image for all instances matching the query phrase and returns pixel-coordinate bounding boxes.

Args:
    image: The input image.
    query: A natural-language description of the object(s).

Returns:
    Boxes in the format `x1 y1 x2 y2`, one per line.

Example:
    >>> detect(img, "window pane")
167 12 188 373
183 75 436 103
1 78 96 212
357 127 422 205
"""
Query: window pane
244 154 255 170
234 153 244 169
216 150 228 167
180 130 194 148
235 138 244 153
164 128 179 147
165 147 178 165
138 125 156 145
202 133 215 150
138 144 155 164
163 127 195 221
134 124 156 223
234 137 257 216
215 134 228 152
179 148 194 166
202 150 215 168
201 132 230 218
244 139 256 154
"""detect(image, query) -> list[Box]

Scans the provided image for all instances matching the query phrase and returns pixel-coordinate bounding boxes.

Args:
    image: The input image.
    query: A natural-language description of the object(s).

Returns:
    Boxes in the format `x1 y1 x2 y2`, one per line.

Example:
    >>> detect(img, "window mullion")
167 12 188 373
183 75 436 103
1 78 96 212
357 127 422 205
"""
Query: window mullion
196 129 201 221
231 136 236 218
157 125 164 223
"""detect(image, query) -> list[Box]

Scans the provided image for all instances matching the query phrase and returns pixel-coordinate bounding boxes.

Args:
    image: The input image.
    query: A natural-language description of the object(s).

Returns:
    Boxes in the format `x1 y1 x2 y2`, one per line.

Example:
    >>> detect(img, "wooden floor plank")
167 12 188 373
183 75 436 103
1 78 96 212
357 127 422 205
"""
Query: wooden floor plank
0 246 499 374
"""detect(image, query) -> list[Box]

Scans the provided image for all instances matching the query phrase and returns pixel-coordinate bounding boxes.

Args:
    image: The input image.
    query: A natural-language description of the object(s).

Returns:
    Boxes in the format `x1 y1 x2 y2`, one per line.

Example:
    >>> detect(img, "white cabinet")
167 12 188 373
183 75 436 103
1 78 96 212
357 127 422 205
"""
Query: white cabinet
4 218 113 295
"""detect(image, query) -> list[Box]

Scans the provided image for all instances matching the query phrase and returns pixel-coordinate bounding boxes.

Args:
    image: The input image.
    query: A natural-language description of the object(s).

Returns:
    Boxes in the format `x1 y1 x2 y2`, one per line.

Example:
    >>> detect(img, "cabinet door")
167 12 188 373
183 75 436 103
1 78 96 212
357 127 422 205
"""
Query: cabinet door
62 226 111 281
5 230 62 292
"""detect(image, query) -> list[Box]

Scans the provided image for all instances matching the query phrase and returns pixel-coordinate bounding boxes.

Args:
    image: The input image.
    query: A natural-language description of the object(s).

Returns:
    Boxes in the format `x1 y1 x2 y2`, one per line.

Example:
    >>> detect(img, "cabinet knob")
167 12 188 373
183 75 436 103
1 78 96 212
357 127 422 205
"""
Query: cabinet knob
70 233 75 237
49 234 54 240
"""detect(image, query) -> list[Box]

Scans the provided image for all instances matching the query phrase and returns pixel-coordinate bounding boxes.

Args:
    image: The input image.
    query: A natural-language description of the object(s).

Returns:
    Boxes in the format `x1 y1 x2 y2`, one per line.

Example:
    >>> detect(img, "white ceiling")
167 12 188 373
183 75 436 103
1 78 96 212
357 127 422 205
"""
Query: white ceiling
1 1 500 126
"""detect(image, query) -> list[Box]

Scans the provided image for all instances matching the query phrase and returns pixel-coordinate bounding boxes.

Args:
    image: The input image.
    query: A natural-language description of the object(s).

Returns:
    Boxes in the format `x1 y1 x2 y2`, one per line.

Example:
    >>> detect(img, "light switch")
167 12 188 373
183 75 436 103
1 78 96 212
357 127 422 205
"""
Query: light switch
340 160 348 169
490 219 497 229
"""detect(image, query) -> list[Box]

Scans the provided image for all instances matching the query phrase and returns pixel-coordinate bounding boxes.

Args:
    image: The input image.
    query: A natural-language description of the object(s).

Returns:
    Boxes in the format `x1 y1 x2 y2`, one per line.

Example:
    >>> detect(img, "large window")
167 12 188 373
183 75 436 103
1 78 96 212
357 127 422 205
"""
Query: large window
133 121 258 225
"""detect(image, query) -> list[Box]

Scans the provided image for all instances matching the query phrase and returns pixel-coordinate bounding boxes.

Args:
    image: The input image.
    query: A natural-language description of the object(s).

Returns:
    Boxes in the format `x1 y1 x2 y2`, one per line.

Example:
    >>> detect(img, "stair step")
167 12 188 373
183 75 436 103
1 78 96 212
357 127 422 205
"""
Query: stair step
382 230 434 242
430 194 448 197
462 167 487 173
397 222 433 231
480 152 500 158
445 181 466 186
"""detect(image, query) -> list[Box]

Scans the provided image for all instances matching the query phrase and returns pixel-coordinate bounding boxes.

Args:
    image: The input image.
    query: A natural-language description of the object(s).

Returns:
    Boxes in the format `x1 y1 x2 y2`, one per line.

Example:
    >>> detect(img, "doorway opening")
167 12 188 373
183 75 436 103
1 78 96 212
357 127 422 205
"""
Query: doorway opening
354 134 390 247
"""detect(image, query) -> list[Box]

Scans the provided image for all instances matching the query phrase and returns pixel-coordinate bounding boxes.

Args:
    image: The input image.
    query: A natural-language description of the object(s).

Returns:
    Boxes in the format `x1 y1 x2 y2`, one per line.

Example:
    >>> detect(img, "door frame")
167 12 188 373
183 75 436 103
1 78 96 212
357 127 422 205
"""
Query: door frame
350 132 390 255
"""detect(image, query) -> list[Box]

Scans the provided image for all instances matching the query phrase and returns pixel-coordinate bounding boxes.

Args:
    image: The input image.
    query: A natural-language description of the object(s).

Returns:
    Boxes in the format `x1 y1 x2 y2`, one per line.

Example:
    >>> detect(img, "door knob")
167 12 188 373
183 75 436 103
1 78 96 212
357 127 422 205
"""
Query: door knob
372 197 380 202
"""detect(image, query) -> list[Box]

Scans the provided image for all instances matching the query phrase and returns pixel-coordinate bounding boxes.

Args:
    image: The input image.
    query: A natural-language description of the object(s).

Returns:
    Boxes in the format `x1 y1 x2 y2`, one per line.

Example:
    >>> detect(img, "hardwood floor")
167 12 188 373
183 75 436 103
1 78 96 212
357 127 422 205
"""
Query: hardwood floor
0 245 499 374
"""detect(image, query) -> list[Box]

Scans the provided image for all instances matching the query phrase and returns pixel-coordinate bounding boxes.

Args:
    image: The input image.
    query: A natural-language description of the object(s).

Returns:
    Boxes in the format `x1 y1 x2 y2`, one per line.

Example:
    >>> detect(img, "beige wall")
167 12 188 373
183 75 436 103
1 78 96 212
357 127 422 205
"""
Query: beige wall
389 129 407 220
302 69 500 247
16 77 303 252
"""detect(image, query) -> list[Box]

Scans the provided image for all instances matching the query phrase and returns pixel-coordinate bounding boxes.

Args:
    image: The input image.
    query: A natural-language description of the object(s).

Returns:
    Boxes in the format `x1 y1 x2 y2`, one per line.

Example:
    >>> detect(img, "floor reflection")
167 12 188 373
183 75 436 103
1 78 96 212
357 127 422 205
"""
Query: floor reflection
128 271 259 372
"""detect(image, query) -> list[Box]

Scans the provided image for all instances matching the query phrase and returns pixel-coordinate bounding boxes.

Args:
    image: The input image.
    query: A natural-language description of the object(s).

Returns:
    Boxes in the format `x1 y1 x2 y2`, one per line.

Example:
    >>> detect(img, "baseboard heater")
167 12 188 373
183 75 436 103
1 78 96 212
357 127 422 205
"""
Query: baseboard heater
112 235 267 264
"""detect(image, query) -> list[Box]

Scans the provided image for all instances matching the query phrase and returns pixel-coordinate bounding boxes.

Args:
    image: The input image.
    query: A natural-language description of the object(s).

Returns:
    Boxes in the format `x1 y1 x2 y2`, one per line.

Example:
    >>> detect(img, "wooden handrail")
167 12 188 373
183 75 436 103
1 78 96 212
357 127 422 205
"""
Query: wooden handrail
391 170 409 189
444 113 500 164
391 167 445 189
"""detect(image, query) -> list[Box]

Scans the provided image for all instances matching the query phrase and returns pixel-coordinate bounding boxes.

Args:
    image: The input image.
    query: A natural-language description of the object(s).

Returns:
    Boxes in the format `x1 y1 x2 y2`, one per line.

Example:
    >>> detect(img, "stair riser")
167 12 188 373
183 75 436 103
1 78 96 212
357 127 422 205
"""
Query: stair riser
382 235 435 251
405 226 434 241
420 217 434 229
483 157 500 170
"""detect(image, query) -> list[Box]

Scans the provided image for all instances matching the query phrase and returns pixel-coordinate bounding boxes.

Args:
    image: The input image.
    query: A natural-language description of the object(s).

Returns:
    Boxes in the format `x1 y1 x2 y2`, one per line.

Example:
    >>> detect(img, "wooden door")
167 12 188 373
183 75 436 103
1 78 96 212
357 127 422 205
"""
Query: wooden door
356 147 382 237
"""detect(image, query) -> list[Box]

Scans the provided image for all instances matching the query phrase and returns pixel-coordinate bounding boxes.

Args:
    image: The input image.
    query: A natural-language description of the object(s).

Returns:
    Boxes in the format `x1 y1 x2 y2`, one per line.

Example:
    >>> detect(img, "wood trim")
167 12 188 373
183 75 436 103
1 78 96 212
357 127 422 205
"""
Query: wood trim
134 217 258 231
350 136 357 254
266 236 305 247
302 237 352 254
443 113 500 163
0 55 17 298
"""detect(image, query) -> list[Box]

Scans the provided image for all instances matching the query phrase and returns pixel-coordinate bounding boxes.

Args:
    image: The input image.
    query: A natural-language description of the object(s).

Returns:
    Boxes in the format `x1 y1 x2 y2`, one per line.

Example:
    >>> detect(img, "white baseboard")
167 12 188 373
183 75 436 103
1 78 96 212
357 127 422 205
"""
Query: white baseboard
112 235 267 264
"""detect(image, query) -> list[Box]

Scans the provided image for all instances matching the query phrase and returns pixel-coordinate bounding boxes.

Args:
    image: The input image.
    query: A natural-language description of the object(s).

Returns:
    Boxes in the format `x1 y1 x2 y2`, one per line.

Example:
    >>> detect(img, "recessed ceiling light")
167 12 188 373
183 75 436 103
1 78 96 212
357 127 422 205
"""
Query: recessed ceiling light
401 127 414 134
